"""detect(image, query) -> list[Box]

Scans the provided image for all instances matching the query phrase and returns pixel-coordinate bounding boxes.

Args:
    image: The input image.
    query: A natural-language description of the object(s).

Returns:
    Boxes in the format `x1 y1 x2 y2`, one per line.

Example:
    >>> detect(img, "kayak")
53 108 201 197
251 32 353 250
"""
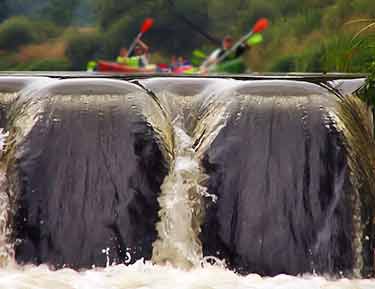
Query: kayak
96 59 245 74
97 60 156 73
172 65 199 74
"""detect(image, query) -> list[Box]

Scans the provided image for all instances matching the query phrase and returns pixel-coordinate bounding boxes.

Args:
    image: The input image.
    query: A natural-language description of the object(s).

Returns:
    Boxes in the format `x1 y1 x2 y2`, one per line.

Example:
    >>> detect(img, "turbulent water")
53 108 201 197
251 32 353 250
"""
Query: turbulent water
0 75 373 288
152 125 205 269
0 262 374 289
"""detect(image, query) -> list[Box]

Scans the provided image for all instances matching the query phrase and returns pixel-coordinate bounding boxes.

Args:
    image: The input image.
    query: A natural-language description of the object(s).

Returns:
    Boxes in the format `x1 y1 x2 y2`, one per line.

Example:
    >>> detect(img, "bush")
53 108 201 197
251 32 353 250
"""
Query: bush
321 0 353 30
296 44 324 72
65 30 103 70
268 45 324 73
101 16 138 59
268 55 297 72
31 20 62 42
359 61 375 105
352 0 375 17
0 17 36 50
290 9 322 38
0 53 18 70
27 58 71 71
319 34 375 72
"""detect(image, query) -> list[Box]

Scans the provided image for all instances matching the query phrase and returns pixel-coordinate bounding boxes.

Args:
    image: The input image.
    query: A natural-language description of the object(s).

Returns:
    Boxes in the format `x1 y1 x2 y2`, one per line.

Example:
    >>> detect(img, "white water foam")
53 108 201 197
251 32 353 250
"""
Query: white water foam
0 261 374 289
0 128 13 266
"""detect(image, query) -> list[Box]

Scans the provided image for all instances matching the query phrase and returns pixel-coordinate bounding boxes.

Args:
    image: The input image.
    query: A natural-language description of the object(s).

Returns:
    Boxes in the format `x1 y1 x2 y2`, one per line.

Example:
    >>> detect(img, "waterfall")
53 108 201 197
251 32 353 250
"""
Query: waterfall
0 75 372 281
152 124 205 268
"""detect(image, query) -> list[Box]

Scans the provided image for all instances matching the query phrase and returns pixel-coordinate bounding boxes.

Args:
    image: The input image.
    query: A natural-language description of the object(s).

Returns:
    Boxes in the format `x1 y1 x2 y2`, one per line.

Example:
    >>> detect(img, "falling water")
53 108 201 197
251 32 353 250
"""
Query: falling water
0 75 373 288
152 124 205 268
0 143 12 267
149 84 218 269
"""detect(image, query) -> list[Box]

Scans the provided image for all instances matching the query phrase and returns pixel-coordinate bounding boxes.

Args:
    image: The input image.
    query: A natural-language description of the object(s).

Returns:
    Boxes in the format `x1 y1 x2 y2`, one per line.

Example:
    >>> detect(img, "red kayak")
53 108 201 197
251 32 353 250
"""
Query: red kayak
97 60 156 73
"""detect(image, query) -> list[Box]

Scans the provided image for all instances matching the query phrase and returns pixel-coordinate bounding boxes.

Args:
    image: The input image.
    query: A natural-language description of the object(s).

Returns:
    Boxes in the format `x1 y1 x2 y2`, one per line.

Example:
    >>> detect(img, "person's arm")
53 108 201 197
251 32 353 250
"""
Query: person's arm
200 49 221 68
136 39 149 53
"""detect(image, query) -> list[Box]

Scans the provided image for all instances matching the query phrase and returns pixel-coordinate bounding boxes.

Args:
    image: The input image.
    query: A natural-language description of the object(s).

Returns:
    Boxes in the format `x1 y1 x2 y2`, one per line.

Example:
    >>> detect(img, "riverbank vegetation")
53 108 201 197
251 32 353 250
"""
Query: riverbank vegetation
0 0 373 73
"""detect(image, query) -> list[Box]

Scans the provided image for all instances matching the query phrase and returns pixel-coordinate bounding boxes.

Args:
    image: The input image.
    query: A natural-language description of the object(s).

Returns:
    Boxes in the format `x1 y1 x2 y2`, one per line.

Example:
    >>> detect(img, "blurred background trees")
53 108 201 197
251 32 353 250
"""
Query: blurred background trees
0 0 373 72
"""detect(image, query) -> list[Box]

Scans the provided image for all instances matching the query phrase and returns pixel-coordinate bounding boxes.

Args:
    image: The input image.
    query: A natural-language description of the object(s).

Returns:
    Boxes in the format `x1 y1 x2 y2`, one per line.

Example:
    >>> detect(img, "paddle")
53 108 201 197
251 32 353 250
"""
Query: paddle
192 49 207 59
246 33 263 46
127 18 154 57
207 18 269 70
194 33 263 67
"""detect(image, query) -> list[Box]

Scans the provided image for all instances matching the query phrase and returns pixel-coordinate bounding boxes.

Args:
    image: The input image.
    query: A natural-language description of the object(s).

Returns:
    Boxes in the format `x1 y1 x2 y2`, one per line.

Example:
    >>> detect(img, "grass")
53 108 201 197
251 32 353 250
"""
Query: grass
17 39 66 63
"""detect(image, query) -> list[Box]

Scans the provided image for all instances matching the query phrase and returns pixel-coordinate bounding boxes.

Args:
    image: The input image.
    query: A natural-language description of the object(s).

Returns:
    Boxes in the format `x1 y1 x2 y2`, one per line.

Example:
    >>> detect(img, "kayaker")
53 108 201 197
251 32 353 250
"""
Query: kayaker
129 39 150 67
178 56 191 66
170 55 178 71
200 35 249 72
116 48 129 64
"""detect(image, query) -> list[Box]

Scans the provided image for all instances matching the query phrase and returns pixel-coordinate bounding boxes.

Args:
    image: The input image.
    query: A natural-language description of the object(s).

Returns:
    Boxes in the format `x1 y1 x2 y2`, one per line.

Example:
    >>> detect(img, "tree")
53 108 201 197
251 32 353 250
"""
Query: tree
93 0 141 29
41 0 80 26
94 0 214 55
0 0 10 23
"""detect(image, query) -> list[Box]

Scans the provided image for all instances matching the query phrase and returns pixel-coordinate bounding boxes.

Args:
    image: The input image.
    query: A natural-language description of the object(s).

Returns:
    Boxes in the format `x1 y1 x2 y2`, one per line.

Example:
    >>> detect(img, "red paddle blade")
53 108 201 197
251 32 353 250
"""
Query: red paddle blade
141 18 154 33
252 18 269 33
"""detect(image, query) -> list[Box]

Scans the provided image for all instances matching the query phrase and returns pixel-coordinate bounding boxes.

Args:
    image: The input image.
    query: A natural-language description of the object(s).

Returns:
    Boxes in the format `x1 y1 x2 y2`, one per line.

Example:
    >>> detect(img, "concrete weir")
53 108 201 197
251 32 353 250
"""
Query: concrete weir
0 73 372 277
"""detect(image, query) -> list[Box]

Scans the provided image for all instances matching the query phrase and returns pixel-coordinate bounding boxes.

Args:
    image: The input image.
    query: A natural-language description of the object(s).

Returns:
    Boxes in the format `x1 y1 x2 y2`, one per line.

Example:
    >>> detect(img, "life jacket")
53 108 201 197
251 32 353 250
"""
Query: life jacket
116 56 141 67
86 60 97 72
218 44 247 62
116 56 127 64
214 57 246 74
127 56 141 67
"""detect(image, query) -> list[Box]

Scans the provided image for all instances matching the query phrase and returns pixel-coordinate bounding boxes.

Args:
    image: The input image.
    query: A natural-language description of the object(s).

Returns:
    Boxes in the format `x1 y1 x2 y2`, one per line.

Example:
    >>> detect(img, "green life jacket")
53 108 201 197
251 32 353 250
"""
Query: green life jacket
127 56 140 67
86 60 97 72
116 56 140 67
116 56 141 67
116 56 127 64
214 57 246 74
224 51 238 61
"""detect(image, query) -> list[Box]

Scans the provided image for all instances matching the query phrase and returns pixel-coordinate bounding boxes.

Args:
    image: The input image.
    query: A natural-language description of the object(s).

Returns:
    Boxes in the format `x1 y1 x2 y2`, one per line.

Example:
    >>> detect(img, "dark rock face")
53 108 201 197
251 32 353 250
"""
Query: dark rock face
200 81 354 276
11 79 169 269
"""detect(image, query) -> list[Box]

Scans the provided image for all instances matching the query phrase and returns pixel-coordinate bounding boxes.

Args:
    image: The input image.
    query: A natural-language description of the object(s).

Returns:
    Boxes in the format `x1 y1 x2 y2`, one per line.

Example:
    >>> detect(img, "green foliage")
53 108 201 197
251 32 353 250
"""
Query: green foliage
320 33 375 72
0 53 18 70
238 0 280 31
65 30 103 70
31 20 61 41
268 46 324 72
0 16 60 51
94 0 212 57
41 0 80 26
0 0 374 72
355 24 375 106
269 33 375 73
360 61 375 106
16 58 71 71
290 9 322 37
100 16 135 59
0 1 10 23
321 35 354 72
0 17 35 50
351 0 375 17
321 0 353 30
269 55 297 72
93 0 143 29
4 0 95 26
296 45 324 72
